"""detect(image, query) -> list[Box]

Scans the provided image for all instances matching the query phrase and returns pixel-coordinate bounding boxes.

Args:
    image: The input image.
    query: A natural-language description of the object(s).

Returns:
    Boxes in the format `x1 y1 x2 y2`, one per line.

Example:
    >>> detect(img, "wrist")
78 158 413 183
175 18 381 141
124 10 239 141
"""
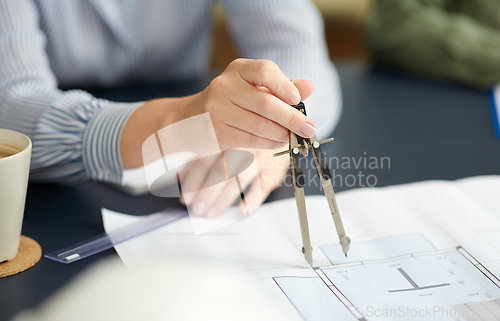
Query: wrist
158 94 196 129
120 96 192 169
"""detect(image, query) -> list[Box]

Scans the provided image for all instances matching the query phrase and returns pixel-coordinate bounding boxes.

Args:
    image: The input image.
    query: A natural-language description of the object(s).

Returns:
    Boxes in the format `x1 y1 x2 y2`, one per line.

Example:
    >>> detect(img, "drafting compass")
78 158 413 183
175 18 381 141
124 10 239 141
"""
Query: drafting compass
274 102 350 266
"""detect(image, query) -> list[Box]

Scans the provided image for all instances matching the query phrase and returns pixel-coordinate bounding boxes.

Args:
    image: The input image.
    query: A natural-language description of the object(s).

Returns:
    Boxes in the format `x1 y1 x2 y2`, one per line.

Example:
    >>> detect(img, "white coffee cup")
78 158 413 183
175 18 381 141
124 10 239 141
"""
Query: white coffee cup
0 128 32 262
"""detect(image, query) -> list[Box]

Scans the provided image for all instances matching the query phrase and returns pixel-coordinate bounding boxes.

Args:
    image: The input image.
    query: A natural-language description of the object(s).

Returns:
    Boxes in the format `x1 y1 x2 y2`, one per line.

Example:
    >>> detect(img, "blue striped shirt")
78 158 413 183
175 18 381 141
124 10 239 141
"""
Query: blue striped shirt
0 0 342 184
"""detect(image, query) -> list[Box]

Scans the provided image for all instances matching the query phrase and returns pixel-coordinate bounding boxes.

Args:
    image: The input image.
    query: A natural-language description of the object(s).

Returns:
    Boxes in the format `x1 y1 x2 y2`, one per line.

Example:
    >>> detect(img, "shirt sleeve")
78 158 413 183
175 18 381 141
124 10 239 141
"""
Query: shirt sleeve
365 0 500 89
220 0 342 140
0 0 142 184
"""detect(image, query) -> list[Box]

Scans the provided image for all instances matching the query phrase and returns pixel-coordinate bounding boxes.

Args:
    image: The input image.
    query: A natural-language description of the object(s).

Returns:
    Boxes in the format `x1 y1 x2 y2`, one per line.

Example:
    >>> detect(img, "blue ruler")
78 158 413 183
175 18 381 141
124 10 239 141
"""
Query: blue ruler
489 86 500 139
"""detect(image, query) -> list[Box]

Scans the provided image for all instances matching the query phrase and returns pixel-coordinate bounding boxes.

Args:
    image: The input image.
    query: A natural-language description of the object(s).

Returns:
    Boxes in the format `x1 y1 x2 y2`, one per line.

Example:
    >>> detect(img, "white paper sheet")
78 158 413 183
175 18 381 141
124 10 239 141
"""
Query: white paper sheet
103 175 500 321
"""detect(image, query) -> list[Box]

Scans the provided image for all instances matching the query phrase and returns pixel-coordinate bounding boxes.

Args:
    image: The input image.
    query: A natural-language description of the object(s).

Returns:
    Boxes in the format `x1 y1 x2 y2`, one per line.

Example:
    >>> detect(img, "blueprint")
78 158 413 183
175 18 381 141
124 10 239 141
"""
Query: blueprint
276 234 500 321
102 176 500 321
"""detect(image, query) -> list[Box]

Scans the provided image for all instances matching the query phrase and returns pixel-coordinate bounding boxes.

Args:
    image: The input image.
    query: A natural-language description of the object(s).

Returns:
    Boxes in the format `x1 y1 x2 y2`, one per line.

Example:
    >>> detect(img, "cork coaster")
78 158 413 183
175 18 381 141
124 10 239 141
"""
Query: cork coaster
0 236 41 278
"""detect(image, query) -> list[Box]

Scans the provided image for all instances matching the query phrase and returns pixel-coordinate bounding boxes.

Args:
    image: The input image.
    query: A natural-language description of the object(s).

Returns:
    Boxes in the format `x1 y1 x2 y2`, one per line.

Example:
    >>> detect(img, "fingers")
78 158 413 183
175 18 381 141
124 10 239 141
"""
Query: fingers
238 150 289 215
190 179 228 218
179 154 221 204
192 174 250 218
187 151 258 217
219 103 289 143
182 148 287 218
224 124 286 150
230 59 302 105
230 79 317 139
256 79 314 101
292 79 314 101
238 176 273 216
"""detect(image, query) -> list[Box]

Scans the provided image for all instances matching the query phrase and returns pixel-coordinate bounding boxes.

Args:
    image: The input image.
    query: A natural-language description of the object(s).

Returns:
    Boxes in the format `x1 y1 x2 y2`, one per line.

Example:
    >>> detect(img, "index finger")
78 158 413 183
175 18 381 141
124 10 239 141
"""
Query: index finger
230 59 317 138
231 79 317 138
231 59 302 106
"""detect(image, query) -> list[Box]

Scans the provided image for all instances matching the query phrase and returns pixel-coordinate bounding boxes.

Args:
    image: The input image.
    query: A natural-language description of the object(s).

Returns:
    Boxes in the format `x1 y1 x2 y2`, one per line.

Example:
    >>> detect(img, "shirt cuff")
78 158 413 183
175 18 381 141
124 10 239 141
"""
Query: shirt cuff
82 100 143 183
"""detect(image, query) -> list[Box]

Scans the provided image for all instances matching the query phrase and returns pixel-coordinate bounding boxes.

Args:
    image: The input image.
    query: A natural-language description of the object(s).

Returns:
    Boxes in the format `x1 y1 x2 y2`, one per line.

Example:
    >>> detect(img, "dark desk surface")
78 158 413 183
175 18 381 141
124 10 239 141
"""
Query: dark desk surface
1 61 499 320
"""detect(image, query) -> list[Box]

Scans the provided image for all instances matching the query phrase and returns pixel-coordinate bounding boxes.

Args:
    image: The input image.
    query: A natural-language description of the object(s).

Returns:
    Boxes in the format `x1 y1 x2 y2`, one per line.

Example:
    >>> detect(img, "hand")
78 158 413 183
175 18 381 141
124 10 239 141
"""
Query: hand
120 58 314 170
179 58 315 151
179 147 289 217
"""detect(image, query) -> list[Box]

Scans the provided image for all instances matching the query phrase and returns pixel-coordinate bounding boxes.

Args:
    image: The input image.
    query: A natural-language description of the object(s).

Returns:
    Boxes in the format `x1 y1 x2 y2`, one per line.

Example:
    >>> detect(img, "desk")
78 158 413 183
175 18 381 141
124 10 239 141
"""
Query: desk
1 61 499 321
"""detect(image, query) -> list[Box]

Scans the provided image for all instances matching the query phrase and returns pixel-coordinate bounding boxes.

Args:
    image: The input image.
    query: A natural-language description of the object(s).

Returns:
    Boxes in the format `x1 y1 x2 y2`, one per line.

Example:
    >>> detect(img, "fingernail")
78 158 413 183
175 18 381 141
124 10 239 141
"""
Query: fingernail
206 207 217 218
288 91 301 105
301 123 316 137
280 142 288 146
192 200 206 216
245 203 255 215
